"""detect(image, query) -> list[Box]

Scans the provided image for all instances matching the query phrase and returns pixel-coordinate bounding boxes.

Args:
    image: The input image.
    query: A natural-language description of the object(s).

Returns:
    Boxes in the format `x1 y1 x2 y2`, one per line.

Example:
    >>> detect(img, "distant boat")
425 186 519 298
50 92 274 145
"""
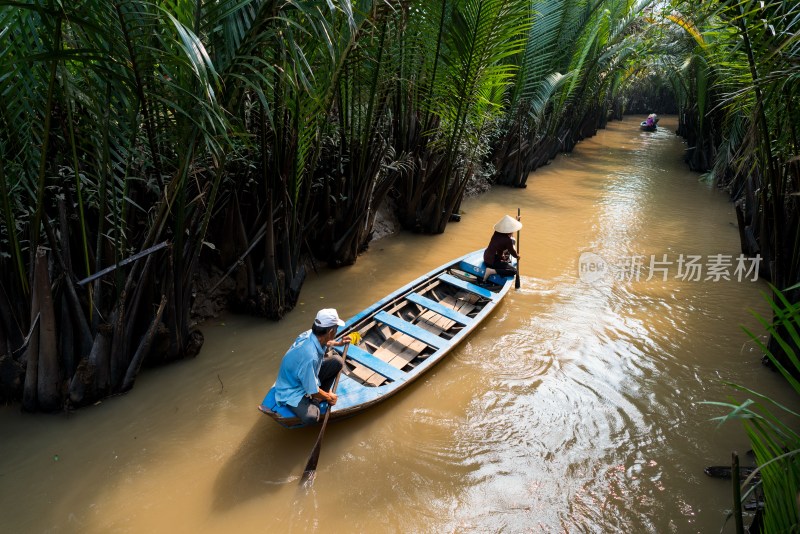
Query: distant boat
641 116 659 131
259 250 516 428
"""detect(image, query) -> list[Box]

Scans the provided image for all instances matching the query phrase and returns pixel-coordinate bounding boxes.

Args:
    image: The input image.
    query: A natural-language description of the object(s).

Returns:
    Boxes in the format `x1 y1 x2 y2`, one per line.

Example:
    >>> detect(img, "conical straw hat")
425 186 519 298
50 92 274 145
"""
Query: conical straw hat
494 214 522 233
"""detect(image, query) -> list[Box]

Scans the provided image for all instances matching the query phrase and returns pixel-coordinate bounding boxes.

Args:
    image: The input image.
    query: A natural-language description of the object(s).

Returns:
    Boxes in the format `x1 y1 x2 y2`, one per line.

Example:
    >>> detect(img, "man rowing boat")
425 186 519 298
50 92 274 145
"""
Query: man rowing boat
273 308 354 425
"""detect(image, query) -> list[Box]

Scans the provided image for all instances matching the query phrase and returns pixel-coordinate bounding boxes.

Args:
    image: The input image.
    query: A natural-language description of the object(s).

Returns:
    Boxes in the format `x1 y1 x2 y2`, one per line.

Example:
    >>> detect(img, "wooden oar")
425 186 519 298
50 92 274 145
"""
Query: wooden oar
515 208 521 289
300 342 350 486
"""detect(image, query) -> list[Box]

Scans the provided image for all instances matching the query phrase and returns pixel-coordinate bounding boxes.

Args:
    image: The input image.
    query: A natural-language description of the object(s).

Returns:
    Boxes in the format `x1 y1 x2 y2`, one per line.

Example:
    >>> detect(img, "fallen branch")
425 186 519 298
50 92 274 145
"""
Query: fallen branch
78 241 170 286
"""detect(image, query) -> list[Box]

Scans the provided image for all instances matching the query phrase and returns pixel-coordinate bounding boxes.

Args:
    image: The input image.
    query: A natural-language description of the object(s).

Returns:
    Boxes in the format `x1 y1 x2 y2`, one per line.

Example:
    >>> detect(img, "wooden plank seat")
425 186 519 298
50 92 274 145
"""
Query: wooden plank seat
413 292 477 341
374 333 426 367
378 290 479 366
351 290 481 387
439 273 493 299
345 352 388 386
375 311 446 349
356 304 456 387
406 292 473 326
338 344 407 383
352 332 426 386
348 304 431 386
424 289 480 319
451 291 481 313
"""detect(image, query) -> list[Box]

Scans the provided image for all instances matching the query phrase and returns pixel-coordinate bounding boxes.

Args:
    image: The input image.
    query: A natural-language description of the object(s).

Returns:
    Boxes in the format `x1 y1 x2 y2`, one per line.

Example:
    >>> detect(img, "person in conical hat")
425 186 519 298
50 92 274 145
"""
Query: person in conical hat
482 215 522 279
494 214 523 234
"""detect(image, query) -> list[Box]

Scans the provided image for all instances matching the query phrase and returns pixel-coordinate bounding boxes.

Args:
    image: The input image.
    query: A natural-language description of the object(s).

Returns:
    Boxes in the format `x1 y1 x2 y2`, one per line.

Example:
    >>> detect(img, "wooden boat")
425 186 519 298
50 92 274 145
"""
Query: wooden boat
639 113 658 132
258 250 516 428
640 117 659 131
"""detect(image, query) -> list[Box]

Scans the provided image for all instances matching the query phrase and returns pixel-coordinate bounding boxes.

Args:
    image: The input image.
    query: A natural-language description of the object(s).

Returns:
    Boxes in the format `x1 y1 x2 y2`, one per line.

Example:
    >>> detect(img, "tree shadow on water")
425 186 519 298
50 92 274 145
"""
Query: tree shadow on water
211 418 320 512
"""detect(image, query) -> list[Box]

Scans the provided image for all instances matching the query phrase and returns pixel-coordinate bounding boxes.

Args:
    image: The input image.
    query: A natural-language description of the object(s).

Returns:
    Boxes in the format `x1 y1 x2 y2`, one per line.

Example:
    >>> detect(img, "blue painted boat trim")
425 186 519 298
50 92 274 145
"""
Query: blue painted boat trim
334 344 407 383
439 273 494 299
458 252 513 285
405 292 473 326
374 310 446 349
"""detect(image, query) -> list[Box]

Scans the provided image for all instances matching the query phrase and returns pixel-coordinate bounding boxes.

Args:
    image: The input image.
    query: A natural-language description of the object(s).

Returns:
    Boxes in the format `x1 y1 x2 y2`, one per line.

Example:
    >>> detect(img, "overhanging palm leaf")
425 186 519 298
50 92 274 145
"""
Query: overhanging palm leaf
707 284 800 532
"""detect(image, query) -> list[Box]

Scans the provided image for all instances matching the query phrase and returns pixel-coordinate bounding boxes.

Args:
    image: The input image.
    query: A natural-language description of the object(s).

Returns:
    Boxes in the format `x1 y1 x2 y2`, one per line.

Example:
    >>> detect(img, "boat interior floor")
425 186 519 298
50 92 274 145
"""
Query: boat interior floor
346 288 481 387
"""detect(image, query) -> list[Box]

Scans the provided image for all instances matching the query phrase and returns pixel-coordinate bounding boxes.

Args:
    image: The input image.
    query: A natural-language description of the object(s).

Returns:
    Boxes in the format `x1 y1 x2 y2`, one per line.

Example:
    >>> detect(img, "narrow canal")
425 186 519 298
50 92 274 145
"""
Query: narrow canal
1 116 794 533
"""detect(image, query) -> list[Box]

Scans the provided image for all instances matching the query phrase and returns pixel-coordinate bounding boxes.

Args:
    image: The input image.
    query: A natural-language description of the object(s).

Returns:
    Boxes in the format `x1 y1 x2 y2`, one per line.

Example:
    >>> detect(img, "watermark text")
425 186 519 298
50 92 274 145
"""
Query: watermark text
578 252 762 284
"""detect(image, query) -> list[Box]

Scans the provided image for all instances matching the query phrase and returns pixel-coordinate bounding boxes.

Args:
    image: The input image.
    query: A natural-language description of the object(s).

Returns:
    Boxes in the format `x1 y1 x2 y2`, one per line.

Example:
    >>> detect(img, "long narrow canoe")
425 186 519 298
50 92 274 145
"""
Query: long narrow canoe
258 250 516 428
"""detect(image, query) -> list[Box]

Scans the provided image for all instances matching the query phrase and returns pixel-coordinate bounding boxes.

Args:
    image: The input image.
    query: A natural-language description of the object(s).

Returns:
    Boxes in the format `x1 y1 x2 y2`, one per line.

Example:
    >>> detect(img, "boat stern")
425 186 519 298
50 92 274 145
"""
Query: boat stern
458 251 515 285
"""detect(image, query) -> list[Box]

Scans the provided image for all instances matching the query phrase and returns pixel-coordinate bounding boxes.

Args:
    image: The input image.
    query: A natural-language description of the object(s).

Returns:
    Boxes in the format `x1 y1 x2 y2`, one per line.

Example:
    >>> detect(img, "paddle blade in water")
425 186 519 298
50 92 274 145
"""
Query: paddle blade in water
299 418 325 486
298 343 350 487
300 468 316 486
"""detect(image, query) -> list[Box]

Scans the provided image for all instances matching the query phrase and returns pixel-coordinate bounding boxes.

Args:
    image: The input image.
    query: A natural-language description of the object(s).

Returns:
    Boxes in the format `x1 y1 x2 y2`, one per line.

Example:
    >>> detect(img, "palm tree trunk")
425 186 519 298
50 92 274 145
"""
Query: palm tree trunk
21 260 41 412
34 247 60 412
109 296 127 392
122 295 167 392
59 294 75 379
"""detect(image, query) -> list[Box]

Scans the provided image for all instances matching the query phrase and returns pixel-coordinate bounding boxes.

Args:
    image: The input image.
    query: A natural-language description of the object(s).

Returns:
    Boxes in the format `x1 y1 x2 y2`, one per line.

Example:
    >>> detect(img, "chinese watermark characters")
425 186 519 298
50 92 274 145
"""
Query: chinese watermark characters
578 252 762 284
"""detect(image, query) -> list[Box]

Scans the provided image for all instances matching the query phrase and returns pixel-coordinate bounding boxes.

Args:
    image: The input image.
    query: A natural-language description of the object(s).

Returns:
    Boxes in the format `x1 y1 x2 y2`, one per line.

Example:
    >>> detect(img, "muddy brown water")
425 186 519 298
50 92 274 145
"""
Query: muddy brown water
1 116 796 533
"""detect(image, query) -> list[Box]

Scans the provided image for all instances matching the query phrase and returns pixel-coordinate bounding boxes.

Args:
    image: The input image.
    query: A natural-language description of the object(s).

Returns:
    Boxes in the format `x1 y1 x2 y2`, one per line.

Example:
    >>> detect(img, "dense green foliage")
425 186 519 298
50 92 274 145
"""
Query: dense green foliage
1 0 231 408
0 0 654 409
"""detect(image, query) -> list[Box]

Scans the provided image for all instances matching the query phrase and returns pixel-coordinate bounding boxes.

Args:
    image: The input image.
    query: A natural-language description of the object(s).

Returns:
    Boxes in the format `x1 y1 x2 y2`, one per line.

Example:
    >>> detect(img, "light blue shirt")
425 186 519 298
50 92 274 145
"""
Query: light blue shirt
274 330 325 408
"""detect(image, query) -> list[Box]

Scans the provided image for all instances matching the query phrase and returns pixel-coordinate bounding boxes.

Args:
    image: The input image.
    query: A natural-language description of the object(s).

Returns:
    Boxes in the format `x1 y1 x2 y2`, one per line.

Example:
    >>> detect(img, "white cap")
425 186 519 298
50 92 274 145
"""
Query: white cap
314 308 345 328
